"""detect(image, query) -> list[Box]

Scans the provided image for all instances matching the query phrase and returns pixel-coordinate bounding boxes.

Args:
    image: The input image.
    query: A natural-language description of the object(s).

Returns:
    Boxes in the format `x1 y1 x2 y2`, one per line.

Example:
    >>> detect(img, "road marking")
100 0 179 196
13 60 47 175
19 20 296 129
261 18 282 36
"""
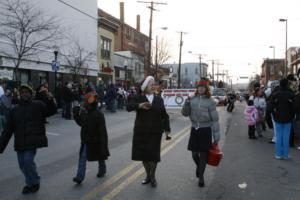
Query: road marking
101 130 189 200
46 132 60 136
80 126 190 200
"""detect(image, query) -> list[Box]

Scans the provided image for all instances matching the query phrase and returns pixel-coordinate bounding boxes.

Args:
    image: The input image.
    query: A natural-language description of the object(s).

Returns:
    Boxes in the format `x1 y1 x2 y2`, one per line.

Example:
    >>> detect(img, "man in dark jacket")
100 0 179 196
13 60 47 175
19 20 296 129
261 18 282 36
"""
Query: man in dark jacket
0 85 49 194
270 78 295 159
62 83 73 119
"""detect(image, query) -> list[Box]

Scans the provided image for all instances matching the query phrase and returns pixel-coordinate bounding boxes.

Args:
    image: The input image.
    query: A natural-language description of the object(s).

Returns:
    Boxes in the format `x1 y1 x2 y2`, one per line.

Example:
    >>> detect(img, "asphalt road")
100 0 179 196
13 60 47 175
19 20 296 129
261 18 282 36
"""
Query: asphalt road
0 106 231 200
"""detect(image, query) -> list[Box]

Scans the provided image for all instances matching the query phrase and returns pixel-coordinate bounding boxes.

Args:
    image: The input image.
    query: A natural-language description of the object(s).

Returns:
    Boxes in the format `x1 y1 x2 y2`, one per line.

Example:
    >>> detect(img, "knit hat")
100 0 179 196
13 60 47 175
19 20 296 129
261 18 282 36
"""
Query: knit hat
20 84 33 95
141 76 155 92
280 78 288 88
84 91 98 104
195 78 210 88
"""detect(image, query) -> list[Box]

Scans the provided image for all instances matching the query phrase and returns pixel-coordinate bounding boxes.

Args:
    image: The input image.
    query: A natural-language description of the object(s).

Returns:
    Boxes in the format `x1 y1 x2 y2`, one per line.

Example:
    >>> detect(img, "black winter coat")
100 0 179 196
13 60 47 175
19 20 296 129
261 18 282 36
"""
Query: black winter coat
73 106 109 161
126 95 170 162
0 100 49 153
270 88 295 123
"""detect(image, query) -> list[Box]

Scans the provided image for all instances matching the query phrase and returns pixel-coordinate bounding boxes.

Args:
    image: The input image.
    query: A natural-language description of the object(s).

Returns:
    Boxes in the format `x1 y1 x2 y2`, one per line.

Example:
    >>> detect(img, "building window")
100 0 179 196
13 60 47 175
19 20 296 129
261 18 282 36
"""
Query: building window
115 68 120 78
126 27 131 40
101 37 111 59
185 68 188 75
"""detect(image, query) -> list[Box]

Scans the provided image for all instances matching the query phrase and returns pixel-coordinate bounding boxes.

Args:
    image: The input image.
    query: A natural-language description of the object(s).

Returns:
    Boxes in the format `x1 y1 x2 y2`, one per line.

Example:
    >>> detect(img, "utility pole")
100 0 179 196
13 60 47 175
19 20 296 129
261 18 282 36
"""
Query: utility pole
208 59 217 88
177 31 188 88
216 61 224 83
137 1 167 75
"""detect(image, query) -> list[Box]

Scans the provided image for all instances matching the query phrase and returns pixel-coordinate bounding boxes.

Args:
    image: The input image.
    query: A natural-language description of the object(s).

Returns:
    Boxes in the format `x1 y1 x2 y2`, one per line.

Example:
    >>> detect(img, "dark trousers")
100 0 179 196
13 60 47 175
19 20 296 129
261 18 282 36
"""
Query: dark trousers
62 102 72 119
17 149 40 186
75 144 106 181
248 125 256 138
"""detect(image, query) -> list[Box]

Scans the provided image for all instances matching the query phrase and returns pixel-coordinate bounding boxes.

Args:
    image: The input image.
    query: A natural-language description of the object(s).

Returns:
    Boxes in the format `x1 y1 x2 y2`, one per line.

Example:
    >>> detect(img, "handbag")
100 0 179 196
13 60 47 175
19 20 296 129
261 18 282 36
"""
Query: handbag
207 144 223 166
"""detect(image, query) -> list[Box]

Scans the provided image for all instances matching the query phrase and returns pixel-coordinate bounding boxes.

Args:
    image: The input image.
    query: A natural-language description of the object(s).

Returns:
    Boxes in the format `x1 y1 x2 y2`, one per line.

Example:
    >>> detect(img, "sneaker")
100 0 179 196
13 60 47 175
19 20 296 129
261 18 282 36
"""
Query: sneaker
282 156 291 160
72 177 82 184
274 155 282 160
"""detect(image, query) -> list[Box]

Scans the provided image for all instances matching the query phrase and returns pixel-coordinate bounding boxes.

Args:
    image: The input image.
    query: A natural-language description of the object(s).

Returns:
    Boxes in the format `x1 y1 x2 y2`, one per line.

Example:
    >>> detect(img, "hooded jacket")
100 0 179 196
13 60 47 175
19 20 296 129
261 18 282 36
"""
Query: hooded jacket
244 106 258 126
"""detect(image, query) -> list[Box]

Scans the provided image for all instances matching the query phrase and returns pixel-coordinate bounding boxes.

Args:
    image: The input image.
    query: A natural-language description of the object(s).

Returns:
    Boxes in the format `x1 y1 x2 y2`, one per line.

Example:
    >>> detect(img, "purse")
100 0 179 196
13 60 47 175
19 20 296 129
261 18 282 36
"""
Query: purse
207 144 223 166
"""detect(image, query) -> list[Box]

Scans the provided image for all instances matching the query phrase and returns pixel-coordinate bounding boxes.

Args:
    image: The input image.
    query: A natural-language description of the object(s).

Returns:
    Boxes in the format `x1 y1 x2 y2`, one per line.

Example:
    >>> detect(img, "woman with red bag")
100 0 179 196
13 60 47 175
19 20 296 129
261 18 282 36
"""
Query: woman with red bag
182 78 220 187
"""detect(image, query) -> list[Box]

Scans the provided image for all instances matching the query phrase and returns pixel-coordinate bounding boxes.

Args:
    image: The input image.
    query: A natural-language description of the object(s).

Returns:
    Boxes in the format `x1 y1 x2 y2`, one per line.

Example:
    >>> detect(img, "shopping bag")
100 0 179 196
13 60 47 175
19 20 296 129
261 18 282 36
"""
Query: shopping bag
207 144 223 166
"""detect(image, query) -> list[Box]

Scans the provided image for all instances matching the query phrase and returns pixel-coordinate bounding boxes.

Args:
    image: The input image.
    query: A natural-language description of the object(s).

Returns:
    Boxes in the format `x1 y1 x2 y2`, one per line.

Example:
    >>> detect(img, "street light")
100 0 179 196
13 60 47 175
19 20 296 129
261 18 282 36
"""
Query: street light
279 18 288 75
53 47 59 98
269 46 275 76
177 31 188 88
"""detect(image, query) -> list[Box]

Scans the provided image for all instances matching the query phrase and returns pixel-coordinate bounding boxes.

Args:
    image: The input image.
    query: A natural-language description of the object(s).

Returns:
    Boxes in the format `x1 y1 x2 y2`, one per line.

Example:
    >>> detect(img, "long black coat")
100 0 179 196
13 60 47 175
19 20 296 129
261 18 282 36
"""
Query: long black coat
126 95 170 162
0 100 48 153
73 106 109 161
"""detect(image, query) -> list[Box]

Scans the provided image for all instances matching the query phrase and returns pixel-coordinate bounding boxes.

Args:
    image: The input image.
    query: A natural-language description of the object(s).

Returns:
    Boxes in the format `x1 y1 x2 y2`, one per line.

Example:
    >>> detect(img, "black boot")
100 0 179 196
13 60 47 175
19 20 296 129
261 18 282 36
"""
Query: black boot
142 162 151 185
198 152 207 188
192 152 200 178
22 184 40 194
149 162 158 187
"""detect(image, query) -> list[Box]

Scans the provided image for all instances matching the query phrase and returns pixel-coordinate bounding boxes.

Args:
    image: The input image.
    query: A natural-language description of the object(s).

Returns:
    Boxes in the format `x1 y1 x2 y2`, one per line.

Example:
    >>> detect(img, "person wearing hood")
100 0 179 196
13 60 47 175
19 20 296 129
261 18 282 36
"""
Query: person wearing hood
0 85 50 194
126 76 171 188
0 89 12 133
270 78 295 159
244 100 258 139
72 91 109 184
181 78 220 187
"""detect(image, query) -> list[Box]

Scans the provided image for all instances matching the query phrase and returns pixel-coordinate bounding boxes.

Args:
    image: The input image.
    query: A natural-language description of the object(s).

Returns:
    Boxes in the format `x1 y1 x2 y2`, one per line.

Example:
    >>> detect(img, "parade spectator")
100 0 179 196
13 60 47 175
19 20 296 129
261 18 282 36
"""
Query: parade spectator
0 81 4 98
0 85 50 194
244 100 258 139
270 78 295 159
293 82 300 150
62 83 73 119
126 76 170 188
72 91 109 184
11 88 20 105
96 81 105 108
35 84 57 116
106 84 117 113
250 88 267 137
181 78 220 187
0 89 12 133
117 87 125 109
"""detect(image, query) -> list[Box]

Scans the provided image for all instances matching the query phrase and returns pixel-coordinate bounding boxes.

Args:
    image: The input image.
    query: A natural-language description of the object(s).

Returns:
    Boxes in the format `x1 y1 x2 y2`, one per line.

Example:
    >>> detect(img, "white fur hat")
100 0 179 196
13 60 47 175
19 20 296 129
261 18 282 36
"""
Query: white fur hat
141 76 155 92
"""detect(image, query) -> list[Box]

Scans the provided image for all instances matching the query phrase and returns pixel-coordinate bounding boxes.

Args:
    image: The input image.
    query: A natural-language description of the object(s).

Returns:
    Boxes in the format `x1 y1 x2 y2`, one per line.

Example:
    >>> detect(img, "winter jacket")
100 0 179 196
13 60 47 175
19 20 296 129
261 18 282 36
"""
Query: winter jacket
270 87 295 123
181 95 220 143
73 106 109 161
244 106 258 126
126 95 170 134
0 100 49 153
62 86 73 103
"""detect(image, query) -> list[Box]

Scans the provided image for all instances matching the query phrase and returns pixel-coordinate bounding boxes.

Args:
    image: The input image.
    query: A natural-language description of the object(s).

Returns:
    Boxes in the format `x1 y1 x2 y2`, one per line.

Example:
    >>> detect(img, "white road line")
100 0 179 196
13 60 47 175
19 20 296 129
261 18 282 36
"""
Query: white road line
46 132 60 136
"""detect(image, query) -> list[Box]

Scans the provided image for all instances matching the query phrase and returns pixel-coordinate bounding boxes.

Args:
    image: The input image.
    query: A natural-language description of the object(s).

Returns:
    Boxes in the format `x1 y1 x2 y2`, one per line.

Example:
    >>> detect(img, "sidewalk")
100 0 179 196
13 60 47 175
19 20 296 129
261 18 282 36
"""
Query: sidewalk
205 103 300 200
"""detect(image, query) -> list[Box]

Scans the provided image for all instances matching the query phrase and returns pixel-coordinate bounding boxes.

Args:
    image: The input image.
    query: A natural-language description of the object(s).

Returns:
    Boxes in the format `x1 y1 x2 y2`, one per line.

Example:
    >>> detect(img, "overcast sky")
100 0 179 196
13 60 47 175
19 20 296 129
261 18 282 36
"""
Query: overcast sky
98 0 300 83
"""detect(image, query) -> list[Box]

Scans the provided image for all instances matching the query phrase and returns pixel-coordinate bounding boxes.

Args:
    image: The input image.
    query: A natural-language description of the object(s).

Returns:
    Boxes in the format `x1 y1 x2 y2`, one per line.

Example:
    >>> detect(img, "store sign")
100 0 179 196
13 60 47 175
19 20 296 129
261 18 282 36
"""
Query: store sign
161 89 195 109
0 68 14 80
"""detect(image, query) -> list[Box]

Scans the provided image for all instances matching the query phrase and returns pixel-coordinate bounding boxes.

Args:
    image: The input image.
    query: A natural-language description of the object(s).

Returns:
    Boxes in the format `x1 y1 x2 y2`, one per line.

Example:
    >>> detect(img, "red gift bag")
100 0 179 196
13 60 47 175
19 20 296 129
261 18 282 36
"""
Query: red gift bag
207 144 223 166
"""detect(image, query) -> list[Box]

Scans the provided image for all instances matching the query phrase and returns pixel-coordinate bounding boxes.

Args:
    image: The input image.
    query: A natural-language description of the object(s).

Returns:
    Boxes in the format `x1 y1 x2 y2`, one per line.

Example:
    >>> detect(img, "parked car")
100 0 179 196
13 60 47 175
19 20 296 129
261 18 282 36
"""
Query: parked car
212 88 227 106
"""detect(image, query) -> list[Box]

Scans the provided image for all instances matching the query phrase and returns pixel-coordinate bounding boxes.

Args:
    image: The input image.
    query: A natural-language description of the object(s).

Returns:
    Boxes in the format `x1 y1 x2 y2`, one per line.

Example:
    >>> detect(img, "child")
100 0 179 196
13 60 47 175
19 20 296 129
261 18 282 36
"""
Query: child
244 100 258 139
72 91 110 184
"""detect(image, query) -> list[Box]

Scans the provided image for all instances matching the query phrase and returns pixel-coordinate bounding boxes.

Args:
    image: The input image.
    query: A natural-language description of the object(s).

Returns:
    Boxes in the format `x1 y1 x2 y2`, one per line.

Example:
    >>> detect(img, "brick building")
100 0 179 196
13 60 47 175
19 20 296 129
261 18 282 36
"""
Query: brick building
260 58 285 86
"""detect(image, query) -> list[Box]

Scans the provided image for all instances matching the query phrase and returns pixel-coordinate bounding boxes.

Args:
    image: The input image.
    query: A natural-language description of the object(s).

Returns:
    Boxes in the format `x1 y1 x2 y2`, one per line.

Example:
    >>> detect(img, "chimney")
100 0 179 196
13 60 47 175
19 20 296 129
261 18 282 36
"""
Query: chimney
136 15 140 32
120 2 124 23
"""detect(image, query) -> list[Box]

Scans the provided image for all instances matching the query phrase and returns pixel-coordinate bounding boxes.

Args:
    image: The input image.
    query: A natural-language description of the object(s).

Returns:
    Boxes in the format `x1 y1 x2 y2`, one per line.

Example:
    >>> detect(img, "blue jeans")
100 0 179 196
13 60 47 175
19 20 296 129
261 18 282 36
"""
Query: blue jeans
75 144 106 181
274 122 292 157
17 150 40 186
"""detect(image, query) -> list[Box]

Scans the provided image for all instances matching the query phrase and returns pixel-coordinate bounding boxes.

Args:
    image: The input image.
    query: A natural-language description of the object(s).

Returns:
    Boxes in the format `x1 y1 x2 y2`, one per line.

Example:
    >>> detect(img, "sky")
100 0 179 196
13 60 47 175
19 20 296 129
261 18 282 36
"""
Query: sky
98 0 300 83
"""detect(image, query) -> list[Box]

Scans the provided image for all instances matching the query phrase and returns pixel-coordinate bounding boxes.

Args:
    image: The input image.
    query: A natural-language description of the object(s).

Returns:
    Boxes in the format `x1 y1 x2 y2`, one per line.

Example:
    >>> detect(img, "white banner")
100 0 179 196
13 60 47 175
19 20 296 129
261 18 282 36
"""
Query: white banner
161 89 195 109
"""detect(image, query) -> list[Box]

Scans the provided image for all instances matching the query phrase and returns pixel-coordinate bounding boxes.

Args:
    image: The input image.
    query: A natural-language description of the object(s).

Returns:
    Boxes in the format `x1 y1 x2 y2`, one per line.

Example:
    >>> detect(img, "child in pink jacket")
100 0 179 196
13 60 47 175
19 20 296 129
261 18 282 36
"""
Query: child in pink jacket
244 100 258 139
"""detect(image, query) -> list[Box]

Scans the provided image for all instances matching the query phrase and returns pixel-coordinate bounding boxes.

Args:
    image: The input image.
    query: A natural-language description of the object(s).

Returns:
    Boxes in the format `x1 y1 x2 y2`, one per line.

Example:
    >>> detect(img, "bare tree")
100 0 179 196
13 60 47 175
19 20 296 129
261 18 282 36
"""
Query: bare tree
63 41 95 82
152 37 172 68
0 0 61 85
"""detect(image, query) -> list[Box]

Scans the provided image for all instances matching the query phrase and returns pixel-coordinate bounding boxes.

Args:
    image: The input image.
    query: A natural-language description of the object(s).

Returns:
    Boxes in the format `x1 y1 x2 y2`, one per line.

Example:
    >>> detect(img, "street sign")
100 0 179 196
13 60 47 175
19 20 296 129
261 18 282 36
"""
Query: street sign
52 60 60 72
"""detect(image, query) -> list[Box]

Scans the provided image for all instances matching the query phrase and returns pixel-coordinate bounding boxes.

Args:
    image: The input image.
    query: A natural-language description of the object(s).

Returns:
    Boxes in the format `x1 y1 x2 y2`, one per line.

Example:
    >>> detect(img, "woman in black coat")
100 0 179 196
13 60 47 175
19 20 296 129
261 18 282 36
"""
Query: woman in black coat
72 91 109 184
126 76 171 187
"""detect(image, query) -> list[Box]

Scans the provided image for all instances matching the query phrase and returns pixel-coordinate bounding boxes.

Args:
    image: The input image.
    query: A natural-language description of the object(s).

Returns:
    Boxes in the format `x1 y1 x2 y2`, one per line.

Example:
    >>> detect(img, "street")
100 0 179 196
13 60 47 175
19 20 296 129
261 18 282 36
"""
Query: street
0 105 230 200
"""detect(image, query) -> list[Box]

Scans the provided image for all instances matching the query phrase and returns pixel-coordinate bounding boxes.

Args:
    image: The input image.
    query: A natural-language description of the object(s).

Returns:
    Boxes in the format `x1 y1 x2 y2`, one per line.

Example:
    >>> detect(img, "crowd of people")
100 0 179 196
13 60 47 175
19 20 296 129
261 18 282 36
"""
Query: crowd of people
244 74 300 159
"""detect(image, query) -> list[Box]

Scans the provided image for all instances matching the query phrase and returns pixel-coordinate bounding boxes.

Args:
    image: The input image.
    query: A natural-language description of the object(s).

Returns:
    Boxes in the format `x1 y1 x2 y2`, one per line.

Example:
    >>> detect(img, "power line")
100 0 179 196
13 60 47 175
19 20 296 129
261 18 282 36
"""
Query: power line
57 0 98 21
